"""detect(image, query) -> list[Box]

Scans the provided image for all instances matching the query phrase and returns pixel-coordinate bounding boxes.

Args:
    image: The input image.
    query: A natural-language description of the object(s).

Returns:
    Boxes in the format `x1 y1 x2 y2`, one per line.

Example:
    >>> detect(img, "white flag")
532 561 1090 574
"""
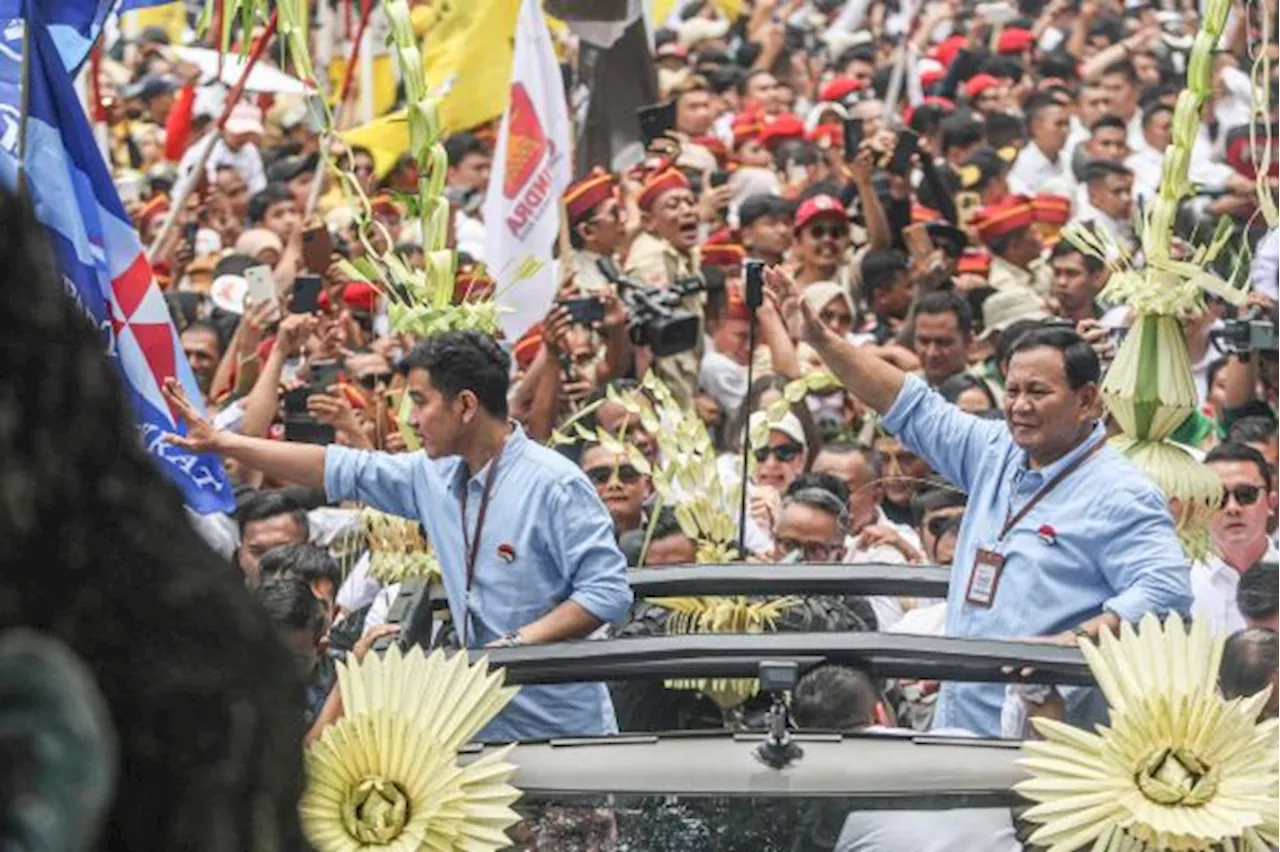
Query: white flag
483 0 572 342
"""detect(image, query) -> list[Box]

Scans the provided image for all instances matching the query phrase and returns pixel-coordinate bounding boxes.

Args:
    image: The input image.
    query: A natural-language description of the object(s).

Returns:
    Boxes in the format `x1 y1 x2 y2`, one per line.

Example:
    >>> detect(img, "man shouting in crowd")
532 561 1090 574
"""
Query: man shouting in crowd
163 329 633 742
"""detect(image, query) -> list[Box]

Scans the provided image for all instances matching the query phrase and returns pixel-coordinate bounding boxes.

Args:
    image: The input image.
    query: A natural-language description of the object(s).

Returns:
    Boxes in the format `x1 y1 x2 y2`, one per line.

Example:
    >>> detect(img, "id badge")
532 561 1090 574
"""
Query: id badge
965 547 1006 607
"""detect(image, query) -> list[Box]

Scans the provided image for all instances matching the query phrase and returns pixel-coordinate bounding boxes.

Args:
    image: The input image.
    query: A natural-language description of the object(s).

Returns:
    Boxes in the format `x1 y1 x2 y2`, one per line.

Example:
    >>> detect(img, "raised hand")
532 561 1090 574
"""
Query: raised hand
161 377 225 454
764 265 824 345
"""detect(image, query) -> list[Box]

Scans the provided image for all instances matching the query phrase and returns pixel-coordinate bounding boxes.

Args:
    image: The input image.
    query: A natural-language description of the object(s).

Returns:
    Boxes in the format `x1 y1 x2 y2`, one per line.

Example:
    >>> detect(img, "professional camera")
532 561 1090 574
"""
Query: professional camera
596 258 707 357
1212 306 1279 356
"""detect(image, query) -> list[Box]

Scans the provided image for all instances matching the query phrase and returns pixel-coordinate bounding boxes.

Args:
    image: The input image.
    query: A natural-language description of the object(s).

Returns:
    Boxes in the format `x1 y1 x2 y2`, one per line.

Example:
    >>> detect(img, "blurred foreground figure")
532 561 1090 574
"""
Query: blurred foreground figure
0 185 305 850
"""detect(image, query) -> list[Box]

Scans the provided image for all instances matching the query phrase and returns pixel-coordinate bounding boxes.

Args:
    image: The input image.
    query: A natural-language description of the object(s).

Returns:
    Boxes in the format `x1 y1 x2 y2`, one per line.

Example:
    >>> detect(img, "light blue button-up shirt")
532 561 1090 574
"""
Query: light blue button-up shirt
324 423 634 742
882 375 1192 736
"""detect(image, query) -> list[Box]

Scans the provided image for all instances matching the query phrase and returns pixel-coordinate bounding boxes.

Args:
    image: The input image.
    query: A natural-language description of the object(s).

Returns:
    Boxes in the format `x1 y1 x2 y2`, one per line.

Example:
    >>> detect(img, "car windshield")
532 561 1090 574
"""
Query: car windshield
506 793 1024 851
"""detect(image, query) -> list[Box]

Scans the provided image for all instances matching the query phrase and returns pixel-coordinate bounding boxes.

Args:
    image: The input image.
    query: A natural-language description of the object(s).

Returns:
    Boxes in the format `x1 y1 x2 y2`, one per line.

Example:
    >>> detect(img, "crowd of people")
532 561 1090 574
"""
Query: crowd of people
94 0 1280 761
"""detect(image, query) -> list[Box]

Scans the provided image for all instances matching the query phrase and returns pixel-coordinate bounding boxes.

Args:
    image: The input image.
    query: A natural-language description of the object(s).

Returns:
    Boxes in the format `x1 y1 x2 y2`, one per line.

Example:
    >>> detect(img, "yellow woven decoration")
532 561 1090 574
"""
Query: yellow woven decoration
301 646 522 852
1016 612 1279 852
361 507 442 586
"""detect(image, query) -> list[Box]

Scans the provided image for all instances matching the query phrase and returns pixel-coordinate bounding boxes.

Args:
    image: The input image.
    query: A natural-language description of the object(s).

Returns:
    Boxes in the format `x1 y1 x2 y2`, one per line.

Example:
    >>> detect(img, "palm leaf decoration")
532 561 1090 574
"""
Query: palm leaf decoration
1016 612 1278 852
1060 0 1251 560
301 646 522 852
360 507 442 586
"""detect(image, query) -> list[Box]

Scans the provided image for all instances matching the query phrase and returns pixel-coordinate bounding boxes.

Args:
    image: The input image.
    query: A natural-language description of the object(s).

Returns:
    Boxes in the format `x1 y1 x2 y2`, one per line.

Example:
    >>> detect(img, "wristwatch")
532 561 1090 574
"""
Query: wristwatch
494 630 525 648
1071 625 1092 640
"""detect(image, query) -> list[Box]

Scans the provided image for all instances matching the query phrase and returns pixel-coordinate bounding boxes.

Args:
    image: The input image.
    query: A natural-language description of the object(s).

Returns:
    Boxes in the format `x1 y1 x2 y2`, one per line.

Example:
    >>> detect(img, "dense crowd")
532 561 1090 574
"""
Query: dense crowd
95 0 1280 762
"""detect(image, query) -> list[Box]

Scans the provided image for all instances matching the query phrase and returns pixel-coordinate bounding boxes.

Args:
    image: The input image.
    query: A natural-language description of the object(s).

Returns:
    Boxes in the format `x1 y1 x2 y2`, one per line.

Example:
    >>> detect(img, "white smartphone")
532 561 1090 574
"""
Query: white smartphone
244 264 277 315
977 1 1017 25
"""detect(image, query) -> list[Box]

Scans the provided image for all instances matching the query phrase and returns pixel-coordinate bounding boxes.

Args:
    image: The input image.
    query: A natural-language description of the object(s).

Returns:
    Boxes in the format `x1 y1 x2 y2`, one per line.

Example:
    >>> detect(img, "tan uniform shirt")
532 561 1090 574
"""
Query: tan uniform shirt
624 231 704 406
568 249 613 296
989 254 1052 299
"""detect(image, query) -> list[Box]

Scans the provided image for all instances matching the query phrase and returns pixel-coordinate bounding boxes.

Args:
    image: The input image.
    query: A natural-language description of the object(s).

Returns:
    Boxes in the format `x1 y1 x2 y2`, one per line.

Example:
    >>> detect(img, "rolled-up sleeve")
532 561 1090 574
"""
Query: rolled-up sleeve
881 374 1006 494
324 446 423 520
551 477 634 623
1098 486 1193 622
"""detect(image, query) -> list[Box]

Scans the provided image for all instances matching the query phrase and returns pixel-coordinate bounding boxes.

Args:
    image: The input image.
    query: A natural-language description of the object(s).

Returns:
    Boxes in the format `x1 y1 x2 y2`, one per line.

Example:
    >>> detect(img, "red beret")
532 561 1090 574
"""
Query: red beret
933 34 968 68
807 122 843 150
794 194 846 232
819 75 864 103
972 195 1035 245
1031 193 1071 226
964 73 1002 100
732 119 764 148
758 113 805 150
701 242 746 268
920 66 945 89
638 168 691 211
997 28 1035 55
513 322 543 370
342 281 379 313
564 167 616 223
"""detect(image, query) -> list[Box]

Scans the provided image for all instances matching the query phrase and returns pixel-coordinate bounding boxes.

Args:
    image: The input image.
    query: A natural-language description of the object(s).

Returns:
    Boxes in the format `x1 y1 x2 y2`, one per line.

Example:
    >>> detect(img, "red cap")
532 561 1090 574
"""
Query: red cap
453 270 495 304
911 203 942 224
819 76 864 103
997 28 1035 55
964 73 1002 100
806 122 843 150
342 281 379 313
564 167 616 224
933 34 968 68
138 194 170 229
1031 193 1071 225
920 66 946 89
513 322 543 370
638 168 691 210
705 226 737 244
701 242 746 268
794 194 846 231
956 248 992 277
758 113 805 150
371 192 400 217
972 195 1035 245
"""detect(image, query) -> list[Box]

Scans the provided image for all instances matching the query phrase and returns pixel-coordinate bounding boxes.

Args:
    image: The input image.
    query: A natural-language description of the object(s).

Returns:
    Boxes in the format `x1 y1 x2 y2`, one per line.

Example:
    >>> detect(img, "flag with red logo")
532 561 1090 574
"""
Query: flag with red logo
0 0 233 514
482 0 572 341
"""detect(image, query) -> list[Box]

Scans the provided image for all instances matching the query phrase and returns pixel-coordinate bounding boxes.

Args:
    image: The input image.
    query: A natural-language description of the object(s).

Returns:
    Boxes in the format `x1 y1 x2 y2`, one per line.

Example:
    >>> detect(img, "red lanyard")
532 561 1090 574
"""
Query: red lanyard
998 438 1105 543
460 441 504 646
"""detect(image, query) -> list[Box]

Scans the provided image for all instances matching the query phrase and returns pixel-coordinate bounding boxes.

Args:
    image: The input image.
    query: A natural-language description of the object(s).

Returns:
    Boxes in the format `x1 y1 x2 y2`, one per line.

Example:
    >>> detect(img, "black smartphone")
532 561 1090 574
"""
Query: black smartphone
709 169 730 188
309 360 341 393
182 220 199 248
842 118 864 160
290 274 323 314
284 416 336 445
282 385 311 415
744 260 765 310
559 296 605 325
888 128 919 176
636 101 676 145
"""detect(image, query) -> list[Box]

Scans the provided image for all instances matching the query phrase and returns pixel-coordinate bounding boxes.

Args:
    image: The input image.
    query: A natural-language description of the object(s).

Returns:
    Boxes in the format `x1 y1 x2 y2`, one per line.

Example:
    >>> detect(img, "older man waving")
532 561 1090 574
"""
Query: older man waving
768 267 1191 736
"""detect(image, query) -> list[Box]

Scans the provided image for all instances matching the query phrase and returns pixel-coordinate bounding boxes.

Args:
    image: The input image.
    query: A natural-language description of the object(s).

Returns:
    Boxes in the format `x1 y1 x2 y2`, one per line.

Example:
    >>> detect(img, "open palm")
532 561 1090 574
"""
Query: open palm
161 378 223 454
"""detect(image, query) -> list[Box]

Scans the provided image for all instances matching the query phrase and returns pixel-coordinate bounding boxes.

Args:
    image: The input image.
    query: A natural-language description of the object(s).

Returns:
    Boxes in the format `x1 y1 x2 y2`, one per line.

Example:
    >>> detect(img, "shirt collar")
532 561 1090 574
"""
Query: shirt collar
1017 420 1106 480
454 421 528 491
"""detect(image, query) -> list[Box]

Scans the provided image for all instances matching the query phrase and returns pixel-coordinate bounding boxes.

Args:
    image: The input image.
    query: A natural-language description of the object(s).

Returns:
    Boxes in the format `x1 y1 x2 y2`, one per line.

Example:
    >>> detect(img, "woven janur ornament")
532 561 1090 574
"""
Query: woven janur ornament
1061 0 1251 561
1016 612 1278 852
360 508 442 586
301 646 522 852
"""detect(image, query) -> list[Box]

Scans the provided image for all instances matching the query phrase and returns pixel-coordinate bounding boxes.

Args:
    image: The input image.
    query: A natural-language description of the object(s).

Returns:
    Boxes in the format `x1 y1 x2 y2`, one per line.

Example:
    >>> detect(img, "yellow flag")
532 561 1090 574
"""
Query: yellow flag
118 1 186 42
424 0 521 133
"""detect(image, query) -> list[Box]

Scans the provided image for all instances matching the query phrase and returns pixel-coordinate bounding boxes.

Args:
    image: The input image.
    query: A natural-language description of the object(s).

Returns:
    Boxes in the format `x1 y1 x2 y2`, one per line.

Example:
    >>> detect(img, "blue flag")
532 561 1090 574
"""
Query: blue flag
0 1 234 514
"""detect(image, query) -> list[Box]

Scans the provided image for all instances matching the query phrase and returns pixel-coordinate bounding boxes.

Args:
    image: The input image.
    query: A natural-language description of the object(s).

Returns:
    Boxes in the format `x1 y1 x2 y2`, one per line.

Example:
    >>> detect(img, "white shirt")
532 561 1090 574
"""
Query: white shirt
844 509 929 631
1127 140 1236 205
1008 142 1069 196
835 726 1021 852
1072 196 1136 254
1191 542 1277 635
1250 229 1279 302
179 133 267 194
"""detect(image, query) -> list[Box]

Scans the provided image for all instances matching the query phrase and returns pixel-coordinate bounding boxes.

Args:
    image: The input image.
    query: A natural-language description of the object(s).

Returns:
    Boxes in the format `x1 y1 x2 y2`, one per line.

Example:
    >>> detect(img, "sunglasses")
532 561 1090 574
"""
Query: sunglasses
1223 485 1263 508
585 464 643 486
358 371 394 390
806 223 845 240
754 443 803 464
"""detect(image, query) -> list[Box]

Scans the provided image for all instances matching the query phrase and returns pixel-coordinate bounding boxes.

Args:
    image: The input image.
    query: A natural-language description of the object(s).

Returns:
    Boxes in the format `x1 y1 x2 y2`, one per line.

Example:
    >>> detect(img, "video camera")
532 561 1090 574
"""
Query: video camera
596 257 709 358
1212 306 1279 357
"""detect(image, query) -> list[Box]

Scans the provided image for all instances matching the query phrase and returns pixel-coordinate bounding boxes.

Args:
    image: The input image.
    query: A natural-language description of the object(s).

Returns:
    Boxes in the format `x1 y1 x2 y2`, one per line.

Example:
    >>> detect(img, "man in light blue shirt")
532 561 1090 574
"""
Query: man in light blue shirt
768 267 1191 736
163 330 633 742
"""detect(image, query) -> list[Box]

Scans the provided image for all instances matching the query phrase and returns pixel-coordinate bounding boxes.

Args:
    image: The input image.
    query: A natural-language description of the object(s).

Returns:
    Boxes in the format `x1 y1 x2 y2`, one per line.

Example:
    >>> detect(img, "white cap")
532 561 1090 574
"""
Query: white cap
224 102 264 136
210 273 248 314
749 410 808 449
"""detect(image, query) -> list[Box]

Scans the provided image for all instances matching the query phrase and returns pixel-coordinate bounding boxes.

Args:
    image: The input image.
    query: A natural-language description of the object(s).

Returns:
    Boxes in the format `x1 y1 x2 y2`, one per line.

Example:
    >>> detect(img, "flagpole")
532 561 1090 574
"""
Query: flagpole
147 9 278 260
15 9 31 199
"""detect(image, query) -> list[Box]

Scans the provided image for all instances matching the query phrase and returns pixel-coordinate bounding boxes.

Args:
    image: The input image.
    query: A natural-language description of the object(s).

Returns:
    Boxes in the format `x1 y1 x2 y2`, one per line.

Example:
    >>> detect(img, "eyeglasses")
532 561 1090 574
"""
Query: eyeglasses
819 309 853 328
1223 485 1263 508
585 464 643 486
776 538 844 562
754 443 804 464
927 512 962 538
358 371 394 390
806 223 845 240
